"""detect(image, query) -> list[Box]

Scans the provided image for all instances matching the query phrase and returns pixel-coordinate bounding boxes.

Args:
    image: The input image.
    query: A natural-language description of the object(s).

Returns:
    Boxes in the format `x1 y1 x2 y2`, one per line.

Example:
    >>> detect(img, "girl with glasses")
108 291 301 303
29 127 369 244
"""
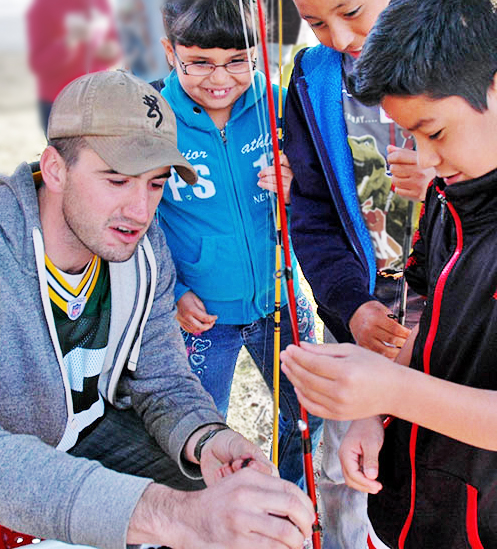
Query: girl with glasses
154 0 323 490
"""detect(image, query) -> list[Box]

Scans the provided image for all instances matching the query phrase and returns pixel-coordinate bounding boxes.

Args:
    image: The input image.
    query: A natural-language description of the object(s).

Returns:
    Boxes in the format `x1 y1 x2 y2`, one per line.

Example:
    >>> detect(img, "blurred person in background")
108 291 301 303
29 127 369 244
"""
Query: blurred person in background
26 0 122 136
263 0 303 83
115 0 170 82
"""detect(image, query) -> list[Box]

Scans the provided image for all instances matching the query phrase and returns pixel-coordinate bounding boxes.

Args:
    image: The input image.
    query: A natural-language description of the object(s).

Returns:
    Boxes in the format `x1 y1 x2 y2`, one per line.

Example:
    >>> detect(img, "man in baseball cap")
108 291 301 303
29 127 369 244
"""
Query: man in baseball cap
48 68 197 182
0 70 314 549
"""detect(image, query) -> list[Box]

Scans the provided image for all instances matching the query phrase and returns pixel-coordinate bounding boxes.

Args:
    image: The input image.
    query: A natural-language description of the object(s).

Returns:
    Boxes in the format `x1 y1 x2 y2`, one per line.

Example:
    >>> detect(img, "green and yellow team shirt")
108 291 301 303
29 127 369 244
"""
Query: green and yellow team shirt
46 255 111 451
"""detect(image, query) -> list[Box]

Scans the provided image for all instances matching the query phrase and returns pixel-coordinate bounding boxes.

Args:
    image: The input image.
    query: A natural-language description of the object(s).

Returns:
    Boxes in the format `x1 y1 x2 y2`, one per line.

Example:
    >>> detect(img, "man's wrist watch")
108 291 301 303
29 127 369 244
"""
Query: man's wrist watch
193 425 230 463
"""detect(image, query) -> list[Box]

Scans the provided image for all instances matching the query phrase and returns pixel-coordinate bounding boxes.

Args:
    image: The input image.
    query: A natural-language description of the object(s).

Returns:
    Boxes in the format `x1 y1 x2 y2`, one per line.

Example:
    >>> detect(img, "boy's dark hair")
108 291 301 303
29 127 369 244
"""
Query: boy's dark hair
48 137 88 169
349 0 497 112
162 0 258 50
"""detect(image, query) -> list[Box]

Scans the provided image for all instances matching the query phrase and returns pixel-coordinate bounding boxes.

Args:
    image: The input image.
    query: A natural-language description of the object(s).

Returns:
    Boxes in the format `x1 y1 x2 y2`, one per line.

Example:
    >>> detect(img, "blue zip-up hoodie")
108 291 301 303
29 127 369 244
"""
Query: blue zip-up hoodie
157 70 298 324
285 45 376 342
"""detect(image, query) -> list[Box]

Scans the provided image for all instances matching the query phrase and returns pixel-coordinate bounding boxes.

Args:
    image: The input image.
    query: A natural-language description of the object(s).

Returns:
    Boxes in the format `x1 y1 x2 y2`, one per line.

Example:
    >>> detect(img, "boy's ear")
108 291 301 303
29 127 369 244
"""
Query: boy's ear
487 72 497 112
161 38 175 68
491 72 497 93
40 146 67 194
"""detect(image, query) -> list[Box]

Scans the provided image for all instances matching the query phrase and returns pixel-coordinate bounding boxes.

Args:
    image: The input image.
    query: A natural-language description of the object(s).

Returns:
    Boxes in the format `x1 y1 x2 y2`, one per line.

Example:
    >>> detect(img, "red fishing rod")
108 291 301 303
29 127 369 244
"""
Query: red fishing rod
255 2 321 546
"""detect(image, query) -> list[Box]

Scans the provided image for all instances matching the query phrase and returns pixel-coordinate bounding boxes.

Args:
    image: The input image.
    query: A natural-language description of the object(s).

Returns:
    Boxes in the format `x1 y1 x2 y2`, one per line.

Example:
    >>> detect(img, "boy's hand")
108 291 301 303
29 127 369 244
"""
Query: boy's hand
280 341 399 420
257 153 293 204
387 145 434 201
339 417 384 494
349 300 410 359
176 291 217 333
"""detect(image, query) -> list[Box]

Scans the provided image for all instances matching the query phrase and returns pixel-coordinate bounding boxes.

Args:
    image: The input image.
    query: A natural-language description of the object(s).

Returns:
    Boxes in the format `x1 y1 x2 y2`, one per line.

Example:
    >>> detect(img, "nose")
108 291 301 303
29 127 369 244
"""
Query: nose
124 184 152 225
328 20 356 52
416 138 442 171
209 65 232 84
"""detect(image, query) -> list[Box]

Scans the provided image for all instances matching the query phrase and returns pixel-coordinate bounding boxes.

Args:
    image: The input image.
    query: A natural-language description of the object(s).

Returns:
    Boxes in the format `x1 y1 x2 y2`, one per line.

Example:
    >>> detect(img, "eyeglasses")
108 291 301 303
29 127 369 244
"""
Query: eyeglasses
174 50 257 76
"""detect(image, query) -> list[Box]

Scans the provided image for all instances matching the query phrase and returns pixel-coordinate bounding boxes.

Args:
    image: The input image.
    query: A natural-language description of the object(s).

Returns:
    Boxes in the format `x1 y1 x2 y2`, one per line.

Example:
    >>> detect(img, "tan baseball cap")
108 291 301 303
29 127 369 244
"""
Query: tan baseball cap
47 69 197 184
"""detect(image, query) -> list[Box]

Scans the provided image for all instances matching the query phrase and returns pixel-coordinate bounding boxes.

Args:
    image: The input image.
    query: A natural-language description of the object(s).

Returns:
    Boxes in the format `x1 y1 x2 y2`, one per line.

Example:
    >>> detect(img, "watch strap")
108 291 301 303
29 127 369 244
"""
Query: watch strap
193 425 230 463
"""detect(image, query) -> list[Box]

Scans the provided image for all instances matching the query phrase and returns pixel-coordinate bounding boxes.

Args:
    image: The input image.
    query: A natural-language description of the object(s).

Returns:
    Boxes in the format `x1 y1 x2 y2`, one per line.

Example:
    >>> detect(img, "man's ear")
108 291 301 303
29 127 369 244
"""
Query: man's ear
161 37 175 68
39 146 67 194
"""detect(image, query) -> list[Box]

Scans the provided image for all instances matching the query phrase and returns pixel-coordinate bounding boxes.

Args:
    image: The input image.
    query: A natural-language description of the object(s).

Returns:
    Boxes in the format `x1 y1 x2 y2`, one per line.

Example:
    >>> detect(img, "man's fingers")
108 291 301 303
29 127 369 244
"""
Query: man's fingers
271 483 315 540
238 473 314 542
239 515 307 549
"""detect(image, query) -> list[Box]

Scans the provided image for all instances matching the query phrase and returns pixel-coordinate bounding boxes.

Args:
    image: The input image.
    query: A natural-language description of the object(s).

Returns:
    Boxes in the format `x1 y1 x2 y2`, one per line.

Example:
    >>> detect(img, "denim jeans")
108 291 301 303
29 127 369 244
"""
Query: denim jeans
70 406 204 492
182 291 323 488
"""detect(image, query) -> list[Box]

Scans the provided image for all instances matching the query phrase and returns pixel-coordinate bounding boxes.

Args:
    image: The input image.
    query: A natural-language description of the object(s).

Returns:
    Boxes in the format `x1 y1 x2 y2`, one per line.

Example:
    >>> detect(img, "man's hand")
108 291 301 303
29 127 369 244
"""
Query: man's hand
257 153 293 204
176 291 217 333
387 145 434 201
280 341 402 420
349 300 410 359
339 417 384 494
196 427 278 484
128 470 315 549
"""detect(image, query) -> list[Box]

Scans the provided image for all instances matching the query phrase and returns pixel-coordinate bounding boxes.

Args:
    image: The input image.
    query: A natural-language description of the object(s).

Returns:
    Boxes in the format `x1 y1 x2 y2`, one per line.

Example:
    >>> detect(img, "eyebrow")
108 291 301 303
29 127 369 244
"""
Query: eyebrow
183 51 252 62
407 118 437 132
98 169 120 175
153 171 171 179
302 1 349 20
97 169 171 179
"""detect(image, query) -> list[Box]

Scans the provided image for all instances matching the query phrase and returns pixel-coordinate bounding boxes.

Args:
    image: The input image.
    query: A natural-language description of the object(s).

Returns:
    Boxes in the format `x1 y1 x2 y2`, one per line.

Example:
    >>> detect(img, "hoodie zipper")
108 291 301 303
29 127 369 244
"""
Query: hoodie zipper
398 187 464 548
295 77 375 293
32 228 77 436
437 192 447 223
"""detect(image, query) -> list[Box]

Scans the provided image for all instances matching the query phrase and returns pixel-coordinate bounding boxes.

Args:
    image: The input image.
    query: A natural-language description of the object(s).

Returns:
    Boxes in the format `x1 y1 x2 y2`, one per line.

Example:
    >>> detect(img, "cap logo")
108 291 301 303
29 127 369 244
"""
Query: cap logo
143 94 163 128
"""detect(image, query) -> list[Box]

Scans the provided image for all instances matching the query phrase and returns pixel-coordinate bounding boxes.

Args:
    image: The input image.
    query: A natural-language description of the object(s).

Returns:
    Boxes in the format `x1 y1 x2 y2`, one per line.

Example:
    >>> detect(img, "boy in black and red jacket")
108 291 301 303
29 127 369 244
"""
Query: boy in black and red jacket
281 0 497 546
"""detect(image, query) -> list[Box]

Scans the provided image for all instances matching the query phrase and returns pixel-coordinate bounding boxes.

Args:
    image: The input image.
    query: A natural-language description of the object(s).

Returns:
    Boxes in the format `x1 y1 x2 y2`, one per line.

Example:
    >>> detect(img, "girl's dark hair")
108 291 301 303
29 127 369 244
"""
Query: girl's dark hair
162 0 259 50
350 0 497 112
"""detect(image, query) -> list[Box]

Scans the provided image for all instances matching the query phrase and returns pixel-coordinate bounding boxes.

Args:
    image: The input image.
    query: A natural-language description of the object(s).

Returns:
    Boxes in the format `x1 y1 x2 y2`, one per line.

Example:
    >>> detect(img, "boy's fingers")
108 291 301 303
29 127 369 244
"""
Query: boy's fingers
290 341 350 357
292 387 338 420
387 146 417 165
361 444 380 480
345 471 383 494
281 345 340 379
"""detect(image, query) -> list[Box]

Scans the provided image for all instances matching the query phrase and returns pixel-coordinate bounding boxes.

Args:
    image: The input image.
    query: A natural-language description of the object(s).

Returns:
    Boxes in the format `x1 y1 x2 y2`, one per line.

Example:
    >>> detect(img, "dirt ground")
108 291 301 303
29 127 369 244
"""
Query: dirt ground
0 52 325 536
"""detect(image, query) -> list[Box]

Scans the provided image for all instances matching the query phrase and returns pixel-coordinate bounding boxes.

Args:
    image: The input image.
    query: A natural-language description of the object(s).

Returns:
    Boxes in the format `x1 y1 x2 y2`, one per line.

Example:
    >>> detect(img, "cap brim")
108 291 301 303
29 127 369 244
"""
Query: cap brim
84 134 198 185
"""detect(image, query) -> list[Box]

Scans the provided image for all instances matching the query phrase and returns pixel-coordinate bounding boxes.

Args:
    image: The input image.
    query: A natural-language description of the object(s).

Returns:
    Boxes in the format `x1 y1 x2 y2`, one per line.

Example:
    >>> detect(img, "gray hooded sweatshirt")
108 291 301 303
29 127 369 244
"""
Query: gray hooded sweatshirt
0 163 224 549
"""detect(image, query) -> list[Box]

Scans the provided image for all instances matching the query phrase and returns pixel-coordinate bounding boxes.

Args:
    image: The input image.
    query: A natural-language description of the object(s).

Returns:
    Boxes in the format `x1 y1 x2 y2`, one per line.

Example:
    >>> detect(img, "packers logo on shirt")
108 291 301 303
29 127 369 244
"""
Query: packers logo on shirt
45 255 101 321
